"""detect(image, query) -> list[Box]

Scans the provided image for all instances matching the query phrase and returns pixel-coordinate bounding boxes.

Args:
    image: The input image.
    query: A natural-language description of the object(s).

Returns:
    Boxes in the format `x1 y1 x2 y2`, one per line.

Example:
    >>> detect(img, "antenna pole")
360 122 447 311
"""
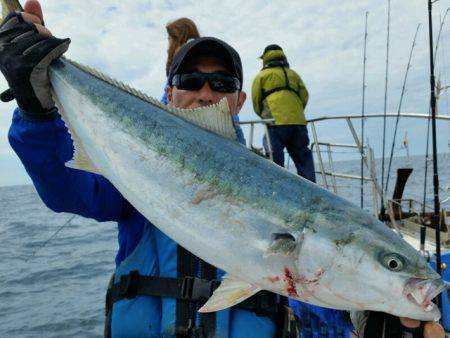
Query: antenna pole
361 12 369 209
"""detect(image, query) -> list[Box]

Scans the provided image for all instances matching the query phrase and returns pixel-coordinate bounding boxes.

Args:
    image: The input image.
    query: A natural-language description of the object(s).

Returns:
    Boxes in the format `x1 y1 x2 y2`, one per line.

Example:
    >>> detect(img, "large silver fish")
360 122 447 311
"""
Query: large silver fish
2 0 446 321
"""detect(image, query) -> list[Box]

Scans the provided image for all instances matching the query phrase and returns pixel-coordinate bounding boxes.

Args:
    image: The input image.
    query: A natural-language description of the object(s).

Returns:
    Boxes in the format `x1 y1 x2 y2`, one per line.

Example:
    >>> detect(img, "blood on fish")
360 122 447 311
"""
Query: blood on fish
282 267 325 300
283 268 298 297
299 268 325 285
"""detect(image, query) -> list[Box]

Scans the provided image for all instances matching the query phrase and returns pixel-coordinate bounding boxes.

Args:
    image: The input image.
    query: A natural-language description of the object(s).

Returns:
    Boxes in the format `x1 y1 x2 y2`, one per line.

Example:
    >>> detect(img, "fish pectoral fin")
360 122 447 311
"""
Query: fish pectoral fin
266 233 297 256
198 275 261 313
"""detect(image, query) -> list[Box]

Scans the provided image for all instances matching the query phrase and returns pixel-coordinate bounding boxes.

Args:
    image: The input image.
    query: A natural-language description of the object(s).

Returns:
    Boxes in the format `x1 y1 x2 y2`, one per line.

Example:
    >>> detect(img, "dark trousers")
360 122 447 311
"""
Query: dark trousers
266 125 316 183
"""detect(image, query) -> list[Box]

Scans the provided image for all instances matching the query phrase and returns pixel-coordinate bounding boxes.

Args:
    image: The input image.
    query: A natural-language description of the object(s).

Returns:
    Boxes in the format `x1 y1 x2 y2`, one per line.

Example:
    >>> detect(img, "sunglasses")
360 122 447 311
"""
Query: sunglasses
171 72 241 93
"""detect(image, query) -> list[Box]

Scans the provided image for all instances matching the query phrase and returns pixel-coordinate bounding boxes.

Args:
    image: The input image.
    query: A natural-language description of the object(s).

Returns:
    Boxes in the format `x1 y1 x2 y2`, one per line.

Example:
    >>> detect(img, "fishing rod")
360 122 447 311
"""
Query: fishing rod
433 8 450 63
421 111 431 252
384 25 421 195
421 7 449 251
379 0 391 221
427 0 443 310
360 12 368 209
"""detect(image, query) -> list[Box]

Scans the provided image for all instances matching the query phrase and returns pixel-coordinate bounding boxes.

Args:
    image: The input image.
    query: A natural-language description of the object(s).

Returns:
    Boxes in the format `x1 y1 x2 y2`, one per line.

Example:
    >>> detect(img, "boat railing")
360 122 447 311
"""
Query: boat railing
239 118 275 161
240 112 449 219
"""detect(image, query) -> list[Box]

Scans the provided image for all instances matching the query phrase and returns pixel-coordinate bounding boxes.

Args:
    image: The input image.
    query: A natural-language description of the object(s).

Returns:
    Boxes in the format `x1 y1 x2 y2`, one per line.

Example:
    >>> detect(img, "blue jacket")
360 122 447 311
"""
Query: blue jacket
8 108 275 337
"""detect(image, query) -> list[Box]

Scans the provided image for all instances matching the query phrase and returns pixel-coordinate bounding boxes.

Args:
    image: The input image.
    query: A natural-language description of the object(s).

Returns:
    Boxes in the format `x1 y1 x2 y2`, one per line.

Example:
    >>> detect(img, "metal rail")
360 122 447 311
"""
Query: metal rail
368 148 379 216
346 118 383 195
311 142 360 149
307 112 450 123
318 171 373 181
310 122 328 189
239 112 448 218
241 119 275 161
239 118 275 125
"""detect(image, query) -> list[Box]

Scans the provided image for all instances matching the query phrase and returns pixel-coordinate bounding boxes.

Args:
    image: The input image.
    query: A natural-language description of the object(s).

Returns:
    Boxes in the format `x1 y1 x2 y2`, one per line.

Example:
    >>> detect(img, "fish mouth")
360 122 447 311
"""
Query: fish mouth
403 277 446 313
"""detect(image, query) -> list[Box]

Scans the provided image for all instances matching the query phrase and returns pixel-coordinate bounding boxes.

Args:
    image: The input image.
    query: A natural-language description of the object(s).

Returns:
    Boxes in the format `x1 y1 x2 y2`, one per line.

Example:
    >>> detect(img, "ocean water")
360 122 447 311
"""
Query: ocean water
0 154 449 337
0 186 116 337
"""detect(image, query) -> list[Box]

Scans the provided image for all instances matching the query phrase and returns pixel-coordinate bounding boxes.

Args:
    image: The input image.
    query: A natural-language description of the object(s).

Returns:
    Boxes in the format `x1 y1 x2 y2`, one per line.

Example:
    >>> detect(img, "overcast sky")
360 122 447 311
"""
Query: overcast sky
1 0 450 186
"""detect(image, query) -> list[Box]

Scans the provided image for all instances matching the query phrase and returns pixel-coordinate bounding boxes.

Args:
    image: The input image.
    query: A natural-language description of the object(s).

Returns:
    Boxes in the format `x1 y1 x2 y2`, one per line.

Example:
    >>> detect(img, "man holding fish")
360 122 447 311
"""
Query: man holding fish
0 0 446 337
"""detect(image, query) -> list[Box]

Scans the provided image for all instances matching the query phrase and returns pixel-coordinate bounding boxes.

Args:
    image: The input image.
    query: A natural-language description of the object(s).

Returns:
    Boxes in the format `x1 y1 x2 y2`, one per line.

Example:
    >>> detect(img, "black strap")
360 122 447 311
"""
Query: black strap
107 271 278 315
176 245 197 337
198 259 217 338
107 273 219 303
261 65 301 102
261 85 300 101
104 273 115 338
105 271 280 338
263 59 290 69
106 271 279 317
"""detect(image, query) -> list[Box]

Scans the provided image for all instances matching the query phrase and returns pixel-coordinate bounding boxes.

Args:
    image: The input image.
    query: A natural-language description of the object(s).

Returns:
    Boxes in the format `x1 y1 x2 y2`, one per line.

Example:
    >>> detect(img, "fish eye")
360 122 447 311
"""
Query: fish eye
382 253 405 272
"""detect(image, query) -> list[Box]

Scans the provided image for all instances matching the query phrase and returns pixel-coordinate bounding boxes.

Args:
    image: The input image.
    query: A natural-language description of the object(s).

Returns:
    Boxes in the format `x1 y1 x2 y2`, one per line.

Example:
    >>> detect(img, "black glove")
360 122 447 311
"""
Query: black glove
0 12 70 121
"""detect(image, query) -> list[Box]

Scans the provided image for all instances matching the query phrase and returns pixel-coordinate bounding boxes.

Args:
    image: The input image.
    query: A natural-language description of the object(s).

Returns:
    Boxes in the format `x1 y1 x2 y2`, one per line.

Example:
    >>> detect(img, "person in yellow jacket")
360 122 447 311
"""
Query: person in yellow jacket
252 44 316 182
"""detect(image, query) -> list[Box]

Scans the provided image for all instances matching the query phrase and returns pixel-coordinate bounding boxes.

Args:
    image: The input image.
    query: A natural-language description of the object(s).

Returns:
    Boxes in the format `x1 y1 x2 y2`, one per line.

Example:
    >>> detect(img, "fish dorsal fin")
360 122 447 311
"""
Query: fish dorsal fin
198 274 260 312
53 96 100 175
167 98 237 141
55 58 237 140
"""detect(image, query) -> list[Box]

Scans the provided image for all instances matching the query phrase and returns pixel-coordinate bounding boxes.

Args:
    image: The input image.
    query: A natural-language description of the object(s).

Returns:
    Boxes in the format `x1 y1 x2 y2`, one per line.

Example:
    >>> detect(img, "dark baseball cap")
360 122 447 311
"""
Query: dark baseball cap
168 37 243 90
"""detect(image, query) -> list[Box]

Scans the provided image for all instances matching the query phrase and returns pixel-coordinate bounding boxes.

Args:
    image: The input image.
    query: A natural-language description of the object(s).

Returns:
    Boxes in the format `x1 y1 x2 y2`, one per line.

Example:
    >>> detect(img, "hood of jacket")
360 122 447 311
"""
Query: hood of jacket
261 49 288 67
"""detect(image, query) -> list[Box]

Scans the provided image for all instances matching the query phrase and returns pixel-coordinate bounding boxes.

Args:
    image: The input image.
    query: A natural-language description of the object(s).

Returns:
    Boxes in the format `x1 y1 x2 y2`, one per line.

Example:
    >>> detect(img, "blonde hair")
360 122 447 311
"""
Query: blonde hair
166 18 200 76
